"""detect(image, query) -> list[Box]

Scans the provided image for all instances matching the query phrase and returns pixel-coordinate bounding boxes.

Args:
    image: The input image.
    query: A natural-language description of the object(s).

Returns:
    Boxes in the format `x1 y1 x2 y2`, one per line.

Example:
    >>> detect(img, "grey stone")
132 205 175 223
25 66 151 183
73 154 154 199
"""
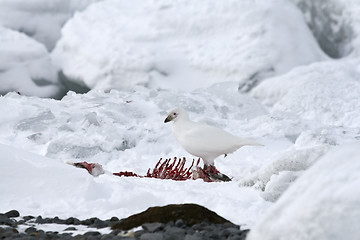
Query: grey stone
0 214 14 226
25 227 37 234
164 226 186 236
5 210 20 218
142 222 164 232
184 232 205 240
140 232 164 240
64 227 77 231
175 219 185 228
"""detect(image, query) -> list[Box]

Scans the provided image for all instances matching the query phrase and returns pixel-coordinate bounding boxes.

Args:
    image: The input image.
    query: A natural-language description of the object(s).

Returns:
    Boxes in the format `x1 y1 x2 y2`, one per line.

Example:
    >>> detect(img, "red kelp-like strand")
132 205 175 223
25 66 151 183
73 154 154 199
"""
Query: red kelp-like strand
182 158 200 179
146 157 202 181
72 161 95 174
113 171 140 177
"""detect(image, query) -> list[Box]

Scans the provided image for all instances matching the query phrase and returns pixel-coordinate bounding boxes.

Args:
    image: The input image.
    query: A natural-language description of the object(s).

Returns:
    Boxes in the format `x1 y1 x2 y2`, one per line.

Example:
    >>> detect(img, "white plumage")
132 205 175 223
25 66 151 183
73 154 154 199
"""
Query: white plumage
164 107 262 166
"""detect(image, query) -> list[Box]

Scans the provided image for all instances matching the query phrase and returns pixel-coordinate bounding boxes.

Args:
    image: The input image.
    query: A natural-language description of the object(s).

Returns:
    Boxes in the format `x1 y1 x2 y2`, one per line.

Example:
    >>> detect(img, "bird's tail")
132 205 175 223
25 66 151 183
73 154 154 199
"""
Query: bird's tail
238 138 264 147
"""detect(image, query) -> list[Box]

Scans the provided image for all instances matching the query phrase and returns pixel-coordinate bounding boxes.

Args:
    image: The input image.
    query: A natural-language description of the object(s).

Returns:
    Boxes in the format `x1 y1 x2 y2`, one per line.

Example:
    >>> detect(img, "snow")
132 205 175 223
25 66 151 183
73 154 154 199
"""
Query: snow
247 144 360 240
0 26 63 98
51 0 326 92
1 0 360 238
0 142 271 227
0 0 102 50
251 59 360 128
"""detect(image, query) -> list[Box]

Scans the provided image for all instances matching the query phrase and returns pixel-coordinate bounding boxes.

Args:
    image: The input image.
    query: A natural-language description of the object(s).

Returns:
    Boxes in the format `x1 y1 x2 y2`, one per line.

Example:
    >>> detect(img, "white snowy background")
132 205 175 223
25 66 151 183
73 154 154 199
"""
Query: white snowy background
1 0 360 239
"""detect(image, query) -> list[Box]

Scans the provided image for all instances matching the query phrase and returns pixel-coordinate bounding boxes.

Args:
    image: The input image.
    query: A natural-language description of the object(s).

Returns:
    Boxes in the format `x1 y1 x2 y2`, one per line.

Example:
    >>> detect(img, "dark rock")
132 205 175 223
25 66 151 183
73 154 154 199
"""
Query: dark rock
142 222 164 232
5 210 20 218
64 227 77 231
0 227 19 238
134 230 146 238
109 216 119 222
35 215 47 224
239 229 250 240
164 226 186 240
53 216 66 224
228 235 244 240
175 219 185 228
84 231 101 237
59 232 74 240
25 227 38 234
111 203 232 231
0 214 15 226
23 215 35 221
65 217 81 225
100 233 119 240
90 218 110 229
223 222 237 228
186 228 195 235
226 227 242 235
184 232 205 240
140 232 164 240
81 217 99 226
164 226 186 235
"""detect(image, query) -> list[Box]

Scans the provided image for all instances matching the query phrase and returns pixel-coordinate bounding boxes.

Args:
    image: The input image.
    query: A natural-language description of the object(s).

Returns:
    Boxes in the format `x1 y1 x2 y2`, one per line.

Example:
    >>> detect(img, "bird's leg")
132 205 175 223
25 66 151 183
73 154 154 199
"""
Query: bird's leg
203 164 210 172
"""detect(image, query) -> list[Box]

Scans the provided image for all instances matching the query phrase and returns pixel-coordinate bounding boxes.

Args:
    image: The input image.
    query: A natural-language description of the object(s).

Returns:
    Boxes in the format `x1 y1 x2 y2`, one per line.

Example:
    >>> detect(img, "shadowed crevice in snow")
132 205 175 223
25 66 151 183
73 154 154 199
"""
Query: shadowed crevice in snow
58 70 91 95
238 67 275 93
291 0 354 58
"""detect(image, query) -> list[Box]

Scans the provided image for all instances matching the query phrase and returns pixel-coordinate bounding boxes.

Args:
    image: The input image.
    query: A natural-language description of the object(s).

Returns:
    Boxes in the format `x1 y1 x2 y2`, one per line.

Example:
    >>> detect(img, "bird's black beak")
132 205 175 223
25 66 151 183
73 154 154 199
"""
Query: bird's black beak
164 116 171 123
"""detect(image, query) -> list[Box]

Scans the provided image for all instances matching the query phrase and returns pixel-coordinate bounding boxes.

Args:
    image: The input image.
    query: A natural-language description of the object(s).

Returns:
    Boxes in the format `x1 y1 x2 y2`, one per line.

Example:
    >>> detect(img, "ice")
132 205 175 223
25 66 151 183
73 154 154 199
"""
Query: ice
247 144 360 240
52 0 326 92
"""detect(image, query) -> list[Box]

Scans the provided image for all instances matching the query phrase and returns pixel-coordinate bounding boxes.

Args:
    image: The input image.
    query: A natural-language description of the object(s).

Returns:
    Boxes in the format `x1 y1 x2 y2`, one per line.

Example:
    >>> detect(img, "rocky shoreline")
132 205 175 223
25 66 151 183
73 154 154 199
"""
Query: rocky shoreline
0 205 249 240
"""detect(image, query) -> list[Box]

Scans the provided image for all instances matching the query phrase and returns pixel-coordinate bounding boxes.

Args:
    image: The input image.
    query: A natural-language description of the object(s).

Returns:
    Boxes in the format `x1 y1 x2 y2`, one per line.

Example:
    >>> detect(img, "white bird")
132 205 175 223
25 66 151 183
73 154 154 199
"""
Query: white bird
164 107 262 181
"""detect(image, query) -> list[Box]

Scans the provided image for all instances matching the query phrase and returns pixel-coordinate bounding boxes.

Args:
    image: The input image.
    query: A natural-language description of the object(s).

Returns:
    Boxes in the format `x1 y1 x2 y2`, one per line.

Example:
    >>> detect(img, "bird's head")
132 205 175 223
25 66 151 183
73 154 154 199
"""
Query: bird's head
164 107 189 123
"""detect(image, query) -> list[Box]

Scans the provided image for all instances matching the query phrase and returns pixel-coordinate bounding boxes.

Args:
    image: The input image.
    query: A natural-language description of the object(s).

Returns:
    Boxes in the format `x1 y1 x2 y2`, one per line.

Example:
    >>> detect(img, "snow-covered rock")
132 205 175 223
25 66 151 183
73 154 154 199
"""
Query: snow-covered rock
0 26 63 98
0 0 102 50
247 144 360 240
52 0 326 92
290 0 360 58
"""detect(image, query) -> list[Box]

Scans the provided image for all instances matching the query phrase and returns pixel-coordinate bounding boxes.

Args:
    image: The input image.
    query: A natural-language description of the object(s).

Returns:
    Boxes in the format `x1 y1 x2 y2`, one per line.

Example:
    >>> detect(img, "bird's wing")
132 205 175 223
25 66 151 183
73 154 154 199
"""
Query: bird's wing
180 122 243 155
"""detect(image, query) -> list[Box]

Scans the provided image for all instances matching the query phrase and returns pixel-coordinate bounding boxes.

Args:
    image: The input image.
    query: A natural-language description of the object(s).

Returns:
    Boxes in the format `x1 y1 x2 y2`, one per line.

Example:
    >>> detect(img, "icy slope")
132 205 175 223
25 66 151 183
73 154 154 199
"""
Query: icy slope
247 144 360 240
52 0 326 92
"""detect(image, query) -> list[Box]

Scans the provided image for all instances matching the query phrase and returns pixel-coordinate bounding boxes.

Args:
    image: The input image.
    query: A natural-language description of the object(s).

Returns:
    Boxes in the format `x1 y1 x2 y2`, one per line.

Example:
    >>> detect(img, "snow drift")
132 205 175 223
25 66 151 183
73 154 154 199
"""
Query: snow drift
247 144 360 240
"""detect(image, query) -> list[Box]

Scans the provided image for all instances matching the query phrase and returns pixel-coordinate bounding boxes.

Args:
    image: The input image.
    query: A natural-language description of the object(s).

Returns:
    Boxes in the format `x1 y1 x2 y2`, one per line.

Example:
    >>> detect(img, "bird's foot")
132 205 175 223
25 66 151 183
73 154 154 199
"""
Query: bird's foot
202 165 231 182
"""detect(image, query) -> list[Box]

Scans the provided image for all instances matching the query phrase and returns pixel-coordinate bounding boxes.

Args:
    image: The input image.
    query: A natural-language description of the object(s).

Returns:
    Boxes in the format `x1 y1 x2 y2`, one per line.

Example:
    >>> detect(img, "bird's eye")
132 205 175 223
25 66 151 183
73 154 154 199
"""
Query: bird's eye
173 112 177 116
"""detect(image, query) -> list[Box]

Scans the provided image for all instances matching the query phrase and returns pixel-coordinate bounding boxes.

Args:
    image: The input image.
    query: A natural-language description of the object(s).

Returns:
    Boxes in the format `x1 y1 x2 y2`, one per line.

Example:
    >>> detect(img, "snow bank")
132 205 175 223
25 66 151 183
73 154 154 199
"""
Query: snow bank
0 86 266 174
251 59 360 128
0 26 63 98
52 0 326 92
247 144 360 240
0 0 101 50
238 58 360 201
0 142 270 226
